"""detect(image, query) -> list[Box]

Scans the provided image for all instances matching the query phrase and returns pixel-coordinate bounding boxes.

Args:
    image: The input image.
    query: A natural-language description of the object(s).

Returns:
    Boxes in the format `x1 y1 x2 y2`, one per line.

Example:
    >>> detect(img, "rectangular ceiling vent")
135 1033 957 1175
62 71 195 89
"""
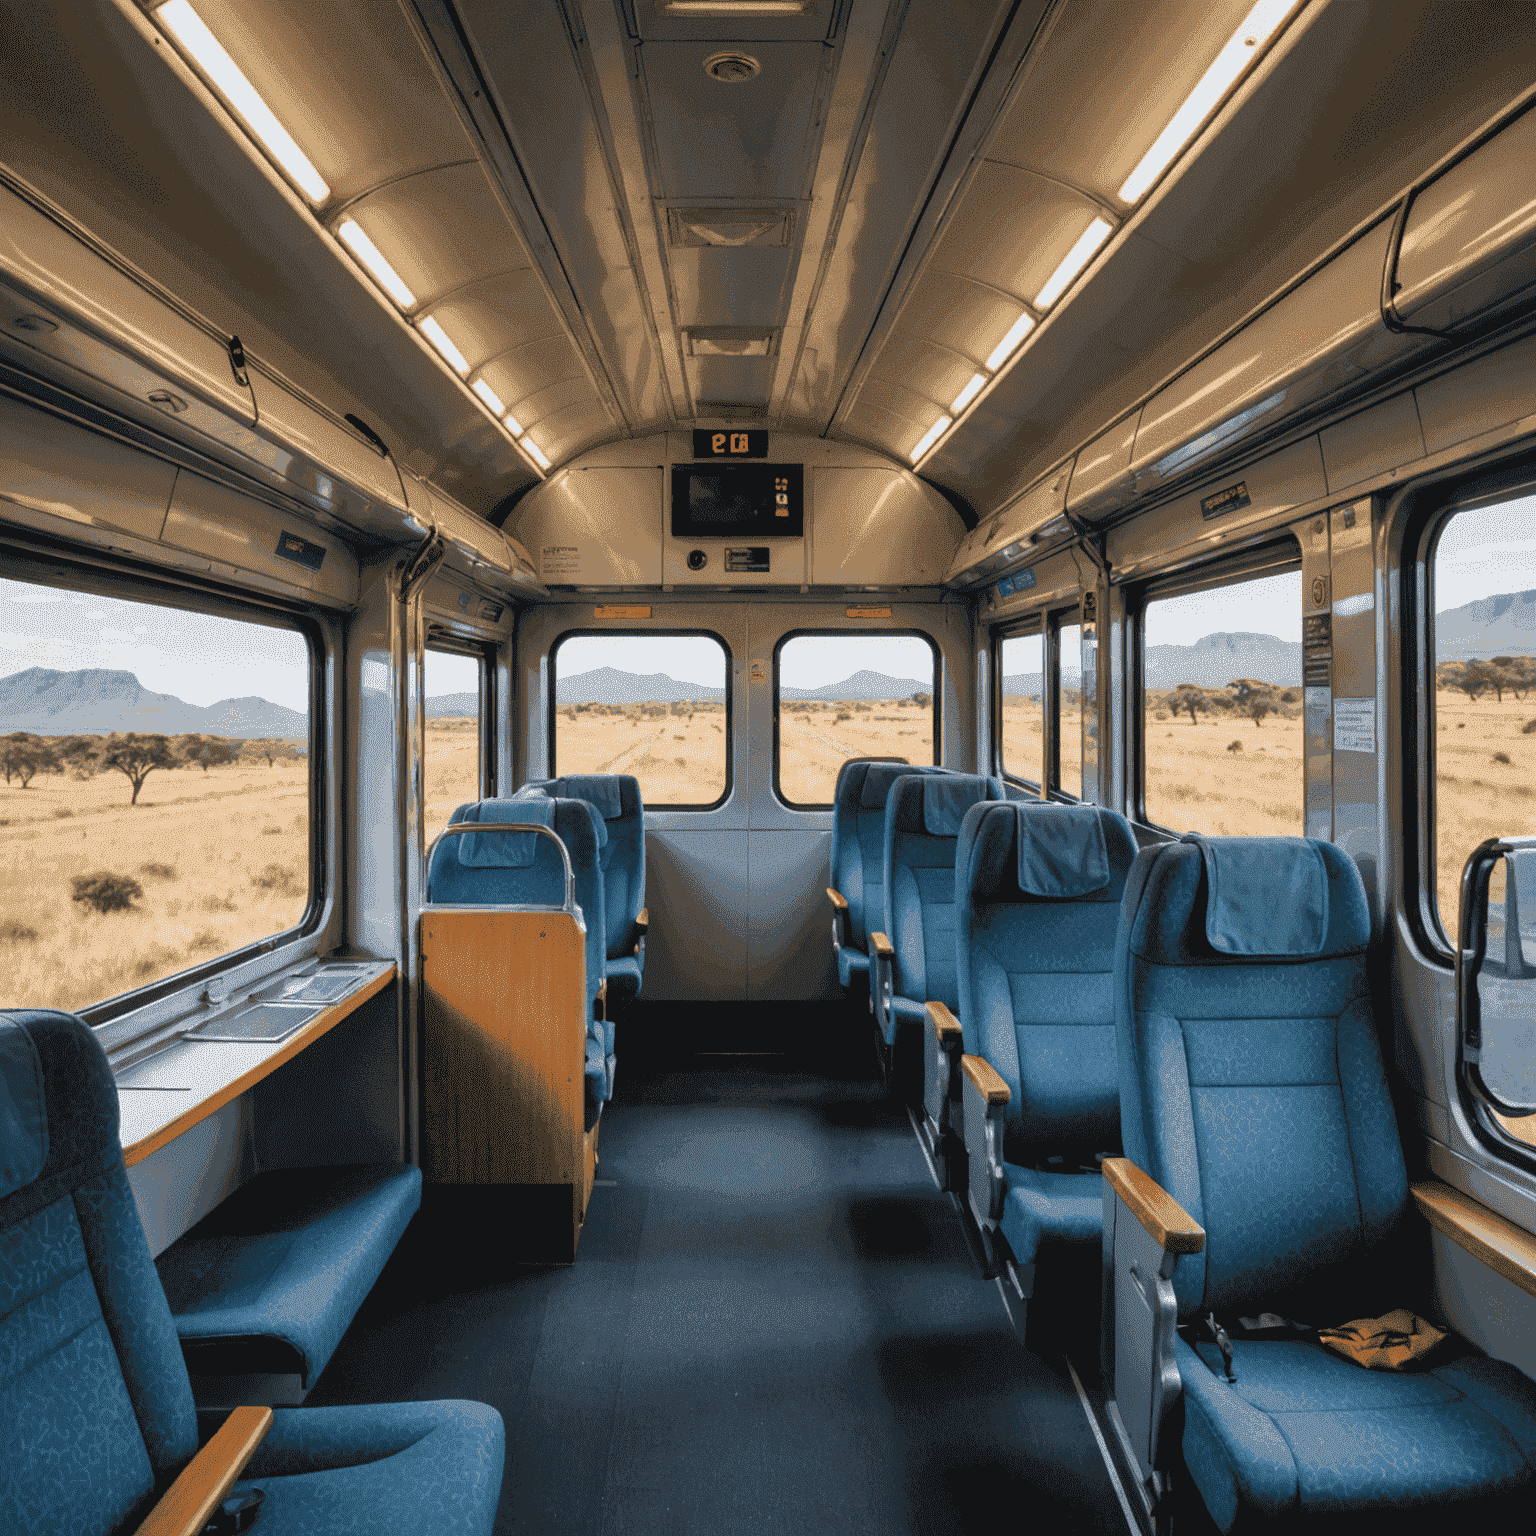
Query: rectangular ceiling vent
667 207 794 248
657 3 815 15
686 327 778 357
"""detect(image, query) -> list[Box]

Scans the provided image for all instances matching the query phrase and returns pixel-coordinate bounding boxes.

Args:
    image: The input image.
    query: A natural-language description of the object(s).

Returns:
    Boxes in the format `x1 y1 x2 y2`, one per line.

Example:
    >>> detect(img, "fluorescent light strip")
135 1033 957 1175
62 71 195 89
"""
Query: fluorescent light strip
909 415 952 464
1118 0 1302 204
985 311 1036 372
660 2 812 13
419 316 469 376
157 1 329 204
336 220 414 309
951 373 987 414
504 412 524 436
471 379 505 416
521 436 551 471
1036 217 1113 309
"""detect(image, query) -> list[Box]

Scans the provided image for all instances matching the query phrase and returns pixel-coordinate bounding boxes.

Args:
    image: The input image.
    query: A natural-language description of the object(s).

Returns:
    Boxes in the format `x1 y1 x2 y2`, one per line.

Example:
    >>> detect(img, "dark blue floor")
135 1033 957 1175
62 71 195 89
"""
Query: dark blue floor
308 1026 1129 1535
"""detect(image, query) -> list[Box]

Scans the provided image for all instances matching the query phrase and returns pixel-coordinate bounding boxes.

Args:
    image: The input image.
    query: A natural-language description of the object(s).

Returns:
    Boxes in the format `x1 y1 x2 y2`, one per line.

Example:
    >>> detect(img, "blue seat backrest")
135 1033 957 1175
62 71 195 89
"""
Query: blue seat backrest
519 775 644 960
884 774 1004 1011
956 800 1138 1161
830 759 951 950
1116 835 1408 1322
427 797 607 1017
0 1009 199 1535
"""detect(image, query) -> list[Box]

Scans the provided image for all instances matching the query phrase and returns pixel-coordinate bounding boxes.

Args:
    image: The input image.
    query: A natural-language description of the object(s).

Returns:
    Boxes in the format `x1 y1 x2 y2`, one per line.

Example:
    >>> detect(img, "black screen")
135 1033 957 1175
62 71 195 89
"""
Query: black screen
671 463 803 538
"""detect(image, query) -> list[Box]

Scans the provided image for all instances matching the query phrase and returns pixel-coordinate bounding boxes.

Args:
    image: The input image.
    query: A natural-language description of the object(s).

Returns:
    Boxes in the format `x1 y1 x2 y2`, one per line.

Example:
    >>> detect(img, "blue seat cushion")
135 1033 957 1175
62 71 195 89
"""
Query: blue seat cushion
155 1164 421 1387
605 952 643 995
999 1163 1102 1269
1177 1334 1536 1532
231 1398 504 1536
838 945 870 987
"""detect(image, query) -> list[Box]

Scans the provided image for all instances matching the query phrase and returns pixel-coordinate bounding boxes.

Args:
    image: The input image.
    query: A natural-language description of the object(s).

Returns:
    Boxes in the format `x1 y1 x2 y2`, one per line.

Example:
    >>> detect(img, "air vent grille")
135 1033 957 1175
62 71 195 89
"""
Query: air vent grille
667 207 793 249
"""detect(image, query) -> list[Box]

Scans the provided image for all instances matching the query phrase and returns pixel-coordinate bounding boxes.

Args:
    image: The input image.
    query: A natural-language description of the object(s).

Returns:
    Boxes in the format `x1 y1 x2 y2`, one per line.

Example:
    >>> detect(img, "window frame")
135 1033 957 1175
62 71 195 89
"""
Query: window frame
547 627 733 812
992 612 1045 796
771 628 941 811
1046 604 1083 801
425 631 496 804
1128 538 1303 834
0 539 327 1032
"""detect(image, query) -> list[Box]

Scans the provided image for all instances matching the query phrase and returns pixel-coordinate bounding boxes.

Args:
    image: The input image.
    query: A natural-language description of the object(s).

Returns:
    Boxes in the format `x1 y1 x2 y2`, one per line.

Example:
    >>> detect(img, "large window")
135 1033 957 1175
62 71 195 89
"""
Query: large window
551 632 729 808
1055 616 1083 797
0 572 313 1014
776 632 938 807
424 645 484 848
998 628 1043 791
1140 570 1302 836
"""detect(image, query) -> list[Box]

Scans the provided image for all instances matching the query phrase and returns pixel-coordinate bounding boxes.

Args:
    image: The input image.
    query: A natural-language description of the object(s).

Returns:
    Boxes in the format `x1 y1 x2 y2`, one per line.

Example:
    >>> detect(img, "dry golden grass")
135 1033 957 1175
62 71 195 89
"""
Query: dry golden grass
0 748 308 1013
423 717 482 851
554 700 732 805
777 700 935 804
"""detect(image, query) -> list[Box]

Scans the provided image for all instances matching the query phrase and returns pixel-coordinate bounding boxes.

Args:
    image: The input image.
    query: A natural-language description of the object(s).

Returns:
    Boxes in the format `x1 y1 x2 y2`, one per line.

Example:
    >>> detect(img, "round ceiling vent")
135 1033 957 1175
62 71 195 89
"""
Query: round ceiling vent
703 51 760 83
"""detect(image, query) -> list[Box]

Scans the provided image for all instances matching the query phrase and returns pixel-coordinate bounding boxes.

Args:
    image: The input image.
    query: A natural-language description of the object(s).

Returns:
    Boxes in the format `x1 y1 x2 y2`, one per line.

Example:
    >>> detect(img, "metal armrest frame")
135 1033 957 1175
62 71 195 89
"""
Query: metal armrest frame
1100 1158 1205 1525
826 887 849 966
869 931 895 1044
960 1055 1008 1276
921 1002 965 1190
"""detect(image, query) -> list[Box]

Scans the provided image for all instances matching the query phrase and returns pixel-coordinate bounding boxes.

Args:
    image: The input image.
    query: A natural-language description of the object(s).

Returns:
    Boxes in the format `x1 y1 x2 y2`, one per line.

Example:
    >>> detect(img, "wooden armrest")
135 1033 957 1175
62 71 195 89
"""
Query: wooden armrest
135 1405 271 1536
1104 1158 1205 1255
926 1000 962 1042
826 887 848 912
1414 1180 1536 1302
870 930 895 959
635 906 649 936
961 1054 1009 1105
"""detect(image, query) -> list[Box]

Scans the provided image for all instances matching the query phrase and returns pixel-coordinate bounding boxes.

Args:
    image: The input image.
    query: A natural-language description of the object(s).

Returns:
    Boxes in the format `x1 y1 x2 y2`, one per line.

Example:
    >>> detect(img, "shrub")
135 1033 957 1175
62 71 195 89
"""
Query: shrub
189 930 223 953
0 921 40 942
202 894 238 913
71 873 143 914
250 864 304 899
261 825 282 835
1227 740 1243 753
1524 719 1536 734
53 807 73 819
138 862 177 880
1494 751 1512 765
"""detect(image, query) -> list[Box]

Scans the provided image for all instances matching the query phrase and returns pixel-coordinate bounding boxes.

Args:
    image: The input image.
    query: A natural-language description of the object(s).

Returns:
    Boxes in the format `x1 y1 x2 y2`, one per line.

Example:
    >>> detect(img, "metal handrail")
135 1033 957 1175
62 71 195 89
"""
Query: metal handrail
424 821 577 912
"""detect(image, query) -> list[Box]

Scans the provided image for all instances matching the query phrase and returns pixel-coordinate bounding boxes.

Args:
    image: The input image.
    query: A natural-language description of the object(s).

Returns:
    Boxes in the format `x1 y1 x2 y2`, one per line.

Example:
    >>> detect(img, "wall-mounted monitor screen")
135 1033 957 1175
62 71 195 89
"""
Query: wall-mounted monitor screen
671 463 803 538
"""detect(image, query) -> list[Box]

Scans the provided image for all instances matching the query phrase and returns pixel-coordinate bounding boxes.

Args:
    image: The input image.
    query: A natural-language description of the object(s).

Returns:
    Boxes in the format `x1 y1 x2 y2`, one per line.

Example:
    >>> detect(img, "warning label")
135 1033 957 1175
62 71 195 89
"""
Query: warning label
1333 697 1376 755
540 545 580 582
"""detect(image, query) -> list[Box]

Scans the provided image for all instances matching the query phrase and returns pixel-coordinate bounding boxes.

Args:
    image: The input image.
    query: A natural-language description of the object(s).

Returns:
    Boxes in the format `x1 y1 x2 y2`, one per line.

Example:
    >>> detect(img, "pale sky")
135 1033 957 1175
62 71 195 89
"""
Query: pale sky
1435 494 1536 612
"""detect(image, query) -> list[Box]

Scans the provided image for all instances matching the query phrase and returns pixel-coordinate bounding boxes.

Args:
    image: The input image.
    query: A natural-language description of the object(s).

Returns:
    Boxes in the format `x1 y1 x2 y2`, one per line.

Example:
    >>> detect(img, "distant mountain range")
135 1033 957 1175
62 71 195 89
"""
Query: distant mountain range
556 665 931 704
1436 587 1536 660
0 668 307 737
426 691 479 718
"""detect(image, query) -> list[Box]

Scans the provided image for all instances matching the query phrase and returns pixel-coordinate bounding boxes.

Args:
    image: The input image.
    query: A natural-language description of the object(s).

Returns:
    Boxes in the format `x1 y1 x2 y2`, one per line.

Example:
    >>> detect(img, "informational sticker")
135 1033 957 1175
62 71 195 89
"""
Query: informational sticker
274 530 326 571
1333 696 1376 754
749 660 767 683
1304 686 1331 727
846 606 891 619
594 605 651 620
1302 612 1332 688
540 544 580 581
1200 482 1250 519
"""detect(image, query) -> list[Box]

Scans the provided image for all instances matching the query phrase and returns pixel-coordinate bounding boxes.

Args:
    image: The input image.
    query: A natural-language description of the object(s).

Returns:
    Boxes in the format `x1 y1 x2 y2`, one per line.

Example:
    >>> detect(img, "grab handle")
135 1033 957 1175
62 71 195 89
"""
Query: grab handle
424 822 576 912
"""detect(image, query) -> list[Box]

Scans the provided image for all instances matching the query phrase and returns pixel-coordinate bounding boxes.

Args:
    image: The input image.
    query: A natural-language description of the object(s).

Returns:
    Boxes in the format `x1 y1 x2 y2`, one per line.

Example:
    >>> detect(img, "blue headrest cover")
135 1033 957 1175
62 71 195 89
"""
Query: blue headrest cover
1190 834 1329 956
553 775 624 820
1017 803 1110 898
0 1018 48 1200
859 761 945 809
455 798 558 867
921 774 997 836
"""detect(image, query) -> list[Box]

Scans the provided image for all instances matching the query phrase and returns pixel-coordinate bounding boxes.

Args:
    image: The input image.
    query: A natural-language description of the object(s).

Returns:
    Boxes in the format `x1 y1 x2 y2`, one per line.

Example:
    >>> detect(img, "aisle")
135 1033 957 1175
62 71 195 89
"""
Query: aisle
308 1048 1131 1535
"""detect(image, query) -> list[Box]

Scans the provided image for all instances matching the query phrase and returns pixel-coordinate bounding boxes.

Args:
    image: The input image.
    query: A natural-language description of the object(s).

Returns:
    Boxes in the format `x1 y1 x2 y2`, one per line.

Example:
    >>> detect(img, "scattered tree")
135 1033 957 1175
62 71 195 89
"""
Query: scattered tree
97 733 178 805
1 732 58 788
1228 678 1281 727
177 734 242 773
1169 683 1214 726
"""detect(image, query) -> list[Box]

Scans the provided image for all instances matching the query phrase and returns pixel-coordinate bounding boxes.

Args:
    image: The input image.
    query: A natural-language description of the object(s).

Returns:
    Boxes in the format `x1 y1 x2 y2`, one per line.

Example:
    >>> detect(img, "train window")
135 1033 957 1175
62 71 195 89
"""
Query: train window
0 571 314 1014
550 631 729 808
775 632 938 808
1429 492 1536 943
424 645 484 845
1053 615 1083 797
1140 569 1303 836
998 628 1043 792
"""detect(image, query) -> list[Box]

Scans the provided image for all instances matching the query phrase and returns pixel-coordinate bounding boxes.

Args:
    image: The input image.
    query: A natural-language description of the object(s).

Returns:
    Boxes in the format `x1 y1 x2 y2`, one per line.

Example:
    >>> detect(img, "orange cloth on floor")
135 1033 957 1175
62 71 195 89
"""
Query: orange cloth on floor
1316 1309 1448 1371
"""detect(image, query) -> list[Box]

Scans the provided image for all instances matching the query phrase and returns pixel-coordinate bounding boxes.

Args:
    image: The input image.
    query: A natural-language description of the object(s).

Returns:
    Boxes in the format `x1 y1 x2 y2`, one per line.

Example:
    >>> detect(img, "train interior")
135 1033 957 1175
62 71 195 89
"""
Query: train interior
3 2 1536 1533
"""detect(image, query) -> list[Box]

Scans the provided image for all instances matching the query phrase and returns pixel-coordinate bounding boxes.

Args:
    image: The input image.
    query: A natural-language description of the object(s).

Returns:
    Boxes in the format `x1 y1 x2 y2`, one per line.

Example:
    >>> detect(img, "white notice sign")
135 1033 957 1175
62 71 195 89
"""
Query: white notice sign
540 544 580 581
1334 697 1376 754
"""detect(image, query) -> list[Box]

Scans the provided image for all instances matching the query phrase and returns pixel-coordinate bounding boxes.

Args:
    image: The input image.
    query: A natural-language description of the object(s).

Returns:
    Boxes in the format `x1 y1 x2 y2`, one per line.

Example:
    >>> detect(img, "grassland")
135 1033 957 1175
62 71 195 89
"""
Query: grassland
554 699 731 805
423 716 482 849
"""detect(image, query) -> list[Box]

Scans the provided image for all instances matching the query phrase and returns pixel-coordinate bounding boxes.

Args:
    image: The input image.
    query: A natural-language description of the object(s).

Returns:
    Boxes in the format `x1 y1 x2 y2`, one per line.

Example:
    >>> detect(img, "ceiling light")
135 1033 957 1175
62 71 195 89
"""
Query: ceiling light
1118 0 1303 204
951 373 987 414
909 415 952 463
504 412 524 436
471 379 505 415
1035 216 1113 308
984 311 1036 372
336 220 414 308
660 2 812 13
522 437 551 471
156 1 329 204
419 316 469 376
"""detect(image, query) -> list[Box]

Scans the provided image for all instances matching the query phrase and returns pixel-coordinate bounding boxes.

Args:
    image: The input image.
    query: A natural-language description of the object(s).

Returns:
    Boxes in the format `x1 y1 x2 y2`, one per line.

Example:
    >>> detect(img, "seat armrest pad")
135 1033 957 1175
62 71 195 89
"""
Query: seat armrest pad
1103 1158 1204 1255
826 887 848 911
926 1000 961 1041
961 1054 1009 1104
136 1406 272 1536
635 906 649 935
1413 1180 1536 1301
870 930 895 959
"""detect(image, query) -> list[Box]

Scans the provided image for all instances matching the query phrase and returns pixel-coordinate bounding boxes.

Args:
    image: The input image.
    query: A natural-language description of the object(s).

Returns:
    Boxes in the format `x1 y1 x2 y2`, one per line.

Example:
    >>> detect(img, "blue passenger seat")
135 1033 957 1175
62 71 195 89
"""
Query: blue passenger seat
518 774 646 996
955 800 1138 1321
1109 835 1536 1532
0 1009 503 1536
878 772 1004 1109
827 759 951 989
428 796 613 1122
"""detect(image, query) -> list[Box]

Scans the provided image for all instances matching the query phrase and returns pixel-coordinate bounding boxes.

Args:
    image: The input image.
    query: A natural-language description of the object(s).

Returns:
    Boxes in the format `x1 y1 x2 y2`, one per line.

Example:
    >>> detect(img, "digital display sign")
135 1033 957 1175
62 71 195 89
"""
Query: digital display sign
692 429 768 458
671 463 803 538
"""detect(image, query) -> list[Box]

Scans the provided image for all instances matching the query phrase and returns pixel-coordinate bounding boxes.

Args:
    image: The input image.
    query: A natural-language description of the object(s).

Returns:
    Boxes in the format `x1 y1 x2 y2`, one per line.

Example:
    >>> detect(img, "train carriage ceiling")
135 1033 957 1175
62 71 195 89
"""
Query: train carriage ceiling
1 1 1534 521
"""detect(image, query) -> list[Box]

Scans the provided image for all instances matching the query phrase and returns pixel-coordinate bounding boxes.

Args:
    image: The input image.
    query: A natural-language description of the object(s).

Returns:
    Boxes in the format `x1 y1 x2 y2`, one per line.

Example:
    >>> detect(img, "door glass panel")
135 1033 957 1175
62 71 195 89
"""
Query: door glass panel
1057 622 1082 795
999 631 1043 790
1142 571 1303 835
777 633 937 807
424 648 482 847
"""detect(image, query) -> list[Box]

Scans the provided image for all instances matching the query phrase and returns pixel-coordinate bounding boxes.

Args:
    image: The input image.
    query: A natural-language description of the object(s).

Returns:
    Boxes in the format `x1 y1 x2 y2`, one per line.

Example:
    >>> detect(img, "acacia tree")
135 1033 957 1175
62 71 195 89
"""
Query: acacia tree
1 732 57 788
54 736 102 779
98 733 178 805
177 734 241 773
1169 683 1213 726
1228 678 1281 727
